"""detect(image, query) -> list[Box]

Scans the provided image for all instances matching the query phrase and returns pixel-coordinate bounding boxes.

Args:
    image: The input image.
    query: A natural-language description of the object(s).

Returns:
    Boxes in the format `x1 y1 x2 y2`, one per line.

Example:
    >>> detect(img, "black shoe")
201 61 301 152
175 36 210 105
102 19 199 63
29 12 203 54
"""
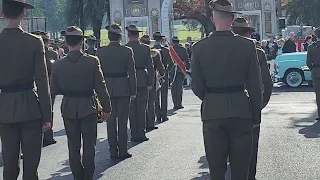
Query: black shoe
20 153 23 159
316 117 320 120
162 117 169 122
97 119 104 123
119 153 132 160
43 139 57 147
174 106 184 110
138 137 149 142
147 127 158 131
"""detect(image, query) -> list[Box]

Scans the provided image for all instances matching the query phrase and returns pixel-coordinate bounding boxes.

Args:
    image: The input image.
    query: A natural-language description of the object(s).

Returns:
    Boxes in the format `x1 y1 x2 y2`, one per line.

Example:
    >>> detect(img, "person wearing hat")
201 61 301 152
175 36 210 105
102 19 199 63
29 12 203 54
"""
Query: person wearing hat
307 27 320 121
153 31 174 123
31 30 58 147
171 36 190 110
191 0 263 179
232 17 273 180
97 24 137 159
51 26 111 180
140 34 165 130
85 35 99 56
0 0 52 179
125 26 156 138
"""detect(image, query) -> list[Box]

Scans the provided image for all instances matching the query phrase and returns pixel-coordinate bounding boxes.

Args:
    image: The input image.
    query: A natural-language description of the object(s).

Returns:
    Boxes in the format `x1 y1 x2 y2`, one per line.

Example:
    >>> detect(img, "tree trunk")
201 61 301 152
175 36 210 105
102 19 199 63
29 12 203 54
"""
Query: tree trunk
79 0 85 31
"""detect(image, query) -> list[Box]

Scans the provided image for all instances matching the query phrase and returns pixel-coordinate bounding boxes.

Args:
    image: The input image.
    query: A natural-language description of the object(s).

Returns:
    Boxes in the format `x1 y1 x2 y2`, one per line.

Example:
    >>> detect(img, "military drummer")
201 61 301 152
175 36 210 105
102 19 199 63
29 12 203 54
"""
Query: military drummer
51 26 111 180
306 27 320 120
191 0 263 179
0 0 52 179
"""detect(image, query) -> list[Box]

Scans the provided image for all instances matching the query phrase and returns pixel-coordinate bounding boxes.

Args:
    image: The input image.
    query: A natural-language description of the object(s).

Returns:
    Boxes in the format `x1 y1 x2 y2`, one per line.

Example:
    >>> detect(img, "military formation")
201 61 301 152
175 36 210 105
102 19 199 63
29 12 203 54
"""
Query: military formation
1 0 320 180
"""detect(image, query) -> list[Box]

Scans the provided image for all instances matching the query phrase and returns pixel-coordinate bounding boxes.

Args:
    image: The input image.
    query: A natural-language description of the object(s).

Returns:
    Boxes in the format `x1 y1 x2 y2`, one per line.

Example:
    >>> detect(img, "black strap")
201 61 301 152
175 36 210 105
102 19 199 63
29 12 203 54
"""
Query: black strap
206 86 244 94
104 72 128 78
62 91 94 98
0 83 34 93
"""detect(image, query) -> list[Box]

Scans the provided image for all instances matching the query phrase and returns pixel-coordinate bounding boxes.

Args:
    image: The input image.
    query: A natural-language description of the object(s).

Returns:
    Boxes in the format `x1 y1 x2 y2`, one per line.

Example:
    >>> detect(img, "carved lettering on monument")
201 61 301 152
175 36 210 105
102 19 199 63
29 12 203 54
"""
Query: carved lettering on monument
235 0 261 11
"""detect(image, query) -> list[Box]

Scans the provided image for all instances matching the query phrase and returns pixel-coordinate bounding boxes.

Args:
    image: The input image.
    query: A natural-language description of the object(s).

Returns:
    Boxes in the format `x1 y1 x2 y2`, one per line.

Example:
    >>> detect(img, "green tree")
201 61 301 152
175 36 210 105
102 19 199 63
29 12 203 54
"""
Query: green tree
41 0 66 32
286 0 320 27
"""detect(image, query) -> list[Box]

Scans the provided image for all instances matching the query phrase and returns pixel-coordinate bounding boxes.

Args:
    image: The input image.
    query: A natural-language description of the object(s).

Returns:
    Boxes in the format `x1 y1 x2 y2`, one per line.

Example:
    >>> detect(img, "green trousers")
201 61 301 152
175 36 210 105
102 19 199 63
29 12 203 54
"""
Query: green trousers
63 113 97 180
130 88 148 139
0 120 42 180
171 72 185 107
203 118 253 180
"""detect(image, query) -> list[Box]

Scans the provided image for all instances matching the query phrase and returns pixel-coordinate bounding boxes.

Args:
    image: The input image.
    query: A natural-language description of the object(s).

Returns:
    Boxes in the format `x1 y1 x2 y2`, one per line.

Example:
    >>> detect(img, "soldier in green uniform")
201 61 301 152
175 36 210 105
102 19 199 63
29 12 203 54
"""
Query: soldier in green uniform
153 32 174 122
307 27 320 120
232 17 273 180
51 26 111 180
85 35 98 56
140 35 165 130
126 25 155 139
0 1 52 179
171 36 190 110
32 31 59 147
191 0 263 179
97 24 137 159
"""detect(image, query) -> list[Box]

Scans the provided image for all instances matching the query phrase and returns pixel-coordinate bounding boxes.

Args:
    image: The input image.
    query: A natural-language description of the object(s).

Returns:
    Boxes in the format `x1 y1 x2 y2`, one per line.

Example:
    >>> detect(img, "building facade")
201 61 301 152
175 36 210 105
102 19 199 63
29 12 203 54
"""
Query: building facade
232 0 277 39
109 0 174 42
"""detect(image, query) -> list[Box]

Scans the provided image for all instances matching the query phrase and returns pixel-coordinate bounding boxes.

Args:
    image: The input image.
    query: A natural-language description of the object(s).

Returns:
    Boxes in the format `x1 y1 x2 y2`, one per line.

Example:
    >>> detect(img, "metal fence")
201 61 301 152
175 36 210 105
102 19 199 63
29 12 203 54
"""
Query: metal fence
0 17 46 32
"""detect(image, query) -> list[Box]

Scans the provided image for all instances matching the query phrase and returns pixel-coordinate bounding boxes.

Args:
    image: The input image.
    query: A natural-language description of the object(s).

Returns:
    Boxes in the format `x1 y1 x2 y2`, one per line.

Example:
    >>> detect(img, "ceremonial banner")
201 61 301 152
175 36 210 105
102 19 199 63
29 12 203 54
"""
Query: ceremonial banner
168 46 188 77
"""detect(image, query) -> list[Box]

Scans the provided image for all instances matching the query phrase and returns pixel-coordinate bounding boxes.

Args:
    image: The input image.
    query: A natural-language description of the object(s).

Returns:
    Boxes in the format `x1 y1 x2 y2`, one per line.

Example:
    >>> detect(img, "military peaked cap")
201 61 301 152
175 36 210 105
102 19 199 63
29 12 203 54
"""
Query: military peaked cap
126 24 143 32
232 17 255 31
106 24 123 35
3 0 34 9
153 31 165 38
172 36 180 42
209 0 241 14
62 26 88 38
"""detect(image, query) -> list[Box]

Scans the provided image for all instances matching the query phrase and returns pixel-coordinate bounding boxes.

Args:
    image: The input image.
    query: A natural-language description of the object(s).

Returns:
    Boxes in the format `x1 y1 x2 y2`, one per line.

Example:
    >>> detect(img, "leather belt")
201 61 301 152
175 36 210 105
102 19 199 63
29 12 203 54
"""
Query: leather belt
206 86 244 94
62 91 94 98
104 72 128 78
0 83 34 94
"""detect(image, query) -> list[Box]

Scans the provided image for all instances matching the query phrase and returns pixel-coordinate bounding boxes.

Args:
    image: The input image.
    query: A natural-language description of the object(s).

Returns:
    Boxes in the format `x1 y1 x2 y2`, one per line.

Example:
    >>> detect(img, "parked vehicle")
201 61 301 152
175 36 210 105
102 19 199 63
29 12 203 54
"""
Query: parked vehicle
273 52 312 87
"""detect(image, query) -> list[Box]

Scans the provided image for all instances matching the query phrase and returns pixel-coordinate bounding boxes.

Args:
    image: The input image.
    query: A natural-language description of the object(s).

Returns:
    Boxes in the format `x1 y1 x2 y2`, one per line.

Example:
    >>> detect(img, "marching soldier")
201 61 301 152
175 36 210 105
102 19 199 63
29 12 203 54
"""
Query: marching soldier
97 24 137 159
126 25 155 139
153 32 174 122
51 26 111 180
0 0 52 179
191 0 263 179
307 27 320 120
140 35 165 130
85 35 99 56
171 36 190 110
32 31 58 147
232 17 273 180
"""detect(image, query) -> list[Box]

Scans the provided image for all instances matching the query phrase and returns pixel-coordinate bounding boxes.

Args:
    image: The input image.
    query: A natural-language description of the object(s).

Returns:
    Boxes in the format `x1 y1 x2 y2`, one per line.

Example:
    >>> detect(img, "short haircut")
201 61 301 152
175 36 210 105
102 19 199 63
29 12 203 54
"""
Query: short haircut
141 40 150 45
86 39 96 46
232 27 250 36
128 31 139 37
153 36 162 42
172 40 179 44
2 1 24 19
108 32 121 41
66 36 83 47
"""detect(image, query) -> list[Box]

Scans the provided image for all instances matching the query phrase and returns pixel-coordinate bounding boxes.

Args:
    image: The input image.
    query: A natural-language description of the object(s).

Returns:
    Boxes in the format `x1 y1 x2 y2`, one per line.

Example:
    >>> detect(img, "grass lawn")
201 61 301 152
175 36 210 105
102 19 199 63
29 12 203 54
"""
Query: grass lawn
85 25 201 46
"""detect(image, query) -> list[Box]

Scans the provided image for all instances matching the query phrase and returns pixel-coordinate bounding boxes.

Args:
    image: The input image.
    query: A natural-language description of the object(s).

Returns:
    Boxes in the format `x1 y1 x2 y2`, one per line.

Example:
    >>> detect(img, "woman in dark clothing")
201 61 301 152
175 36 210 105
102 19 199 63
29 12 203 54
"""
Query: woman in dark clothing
303 35 314 51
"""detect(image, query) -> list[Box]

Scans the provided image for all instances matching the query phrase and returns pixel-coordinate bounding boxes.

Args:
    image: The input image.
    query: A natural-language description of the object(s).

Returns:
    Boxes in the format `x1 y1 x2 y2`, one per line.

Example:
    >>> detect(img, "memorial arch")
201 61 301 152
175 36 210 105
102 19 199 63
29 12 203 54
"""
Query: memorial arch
109 0 174 43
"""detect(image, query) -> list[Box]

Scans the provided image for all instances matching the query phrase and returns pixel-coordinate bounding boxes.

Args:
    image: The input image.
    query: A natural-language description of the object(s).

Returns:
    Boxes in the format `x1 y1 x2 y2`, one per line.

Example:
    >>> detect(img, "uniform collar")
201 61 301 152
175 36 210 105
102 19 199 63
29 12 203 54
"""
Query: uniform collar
109 41 121 46
128 40 140 45
2 26 24 33
68 50 83 57
211 31 235 36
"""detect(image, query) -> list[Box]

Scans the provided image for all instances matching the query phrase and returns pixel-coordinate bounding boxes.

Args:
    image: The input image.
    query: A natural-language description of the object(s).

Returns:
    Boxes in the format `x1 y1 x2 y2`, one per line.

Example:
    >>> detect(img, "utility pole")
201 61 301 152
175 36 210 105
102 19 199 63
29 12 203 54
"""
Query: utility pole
30 0 34 32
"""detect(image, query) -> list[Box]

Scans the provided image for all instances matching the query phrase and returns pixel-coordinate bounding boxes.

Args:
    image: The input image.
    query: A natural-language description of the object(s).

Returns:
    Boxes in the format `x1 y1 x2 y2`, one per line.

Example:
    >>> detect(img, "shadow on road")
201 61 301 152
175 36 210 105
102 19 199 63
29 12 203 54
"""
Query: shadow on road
167 108 177 117
273 84 313 93
291 111 320 138
48 129 142 179
191 156 210 180
53 129 66 137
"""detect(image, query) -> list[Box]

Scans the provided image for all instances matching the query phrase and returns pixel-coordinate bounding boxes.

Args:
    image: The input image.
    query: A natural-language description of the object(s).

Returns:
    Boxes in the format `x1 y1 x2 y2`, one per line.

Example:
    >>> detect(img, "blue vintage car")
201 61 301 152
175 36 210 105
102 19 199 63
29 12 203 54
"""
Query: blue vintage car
273 52 312 87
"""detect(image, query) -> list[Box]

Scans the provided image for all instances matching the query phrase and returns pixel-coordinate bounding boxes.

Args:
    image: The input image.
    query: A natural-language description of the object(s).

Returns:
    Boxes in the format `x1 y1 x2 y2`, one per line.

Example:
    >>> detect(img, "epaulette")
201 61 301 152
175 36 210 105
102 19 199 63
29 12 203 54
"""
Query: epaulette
150 49 160 58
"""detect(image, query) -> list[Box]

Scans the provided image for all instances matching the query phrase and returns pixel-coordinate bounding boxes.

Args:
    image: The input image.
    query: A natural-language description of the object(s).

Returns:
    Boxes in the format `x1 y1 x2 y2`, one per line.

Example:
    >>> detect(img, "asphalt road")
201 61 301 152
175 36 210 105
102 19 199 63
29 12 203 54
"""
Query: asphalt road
0 84 320 180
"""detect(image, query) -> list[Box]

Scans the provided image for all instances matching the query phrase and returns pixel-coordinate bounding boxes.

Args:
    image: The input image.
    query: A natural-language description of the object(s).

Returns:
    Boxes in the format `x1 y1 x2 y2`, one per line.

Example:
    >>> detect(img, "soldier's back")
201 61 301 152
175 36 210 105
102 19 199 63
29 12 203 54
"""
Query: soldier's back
192 31 262 123
0 28 51 123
